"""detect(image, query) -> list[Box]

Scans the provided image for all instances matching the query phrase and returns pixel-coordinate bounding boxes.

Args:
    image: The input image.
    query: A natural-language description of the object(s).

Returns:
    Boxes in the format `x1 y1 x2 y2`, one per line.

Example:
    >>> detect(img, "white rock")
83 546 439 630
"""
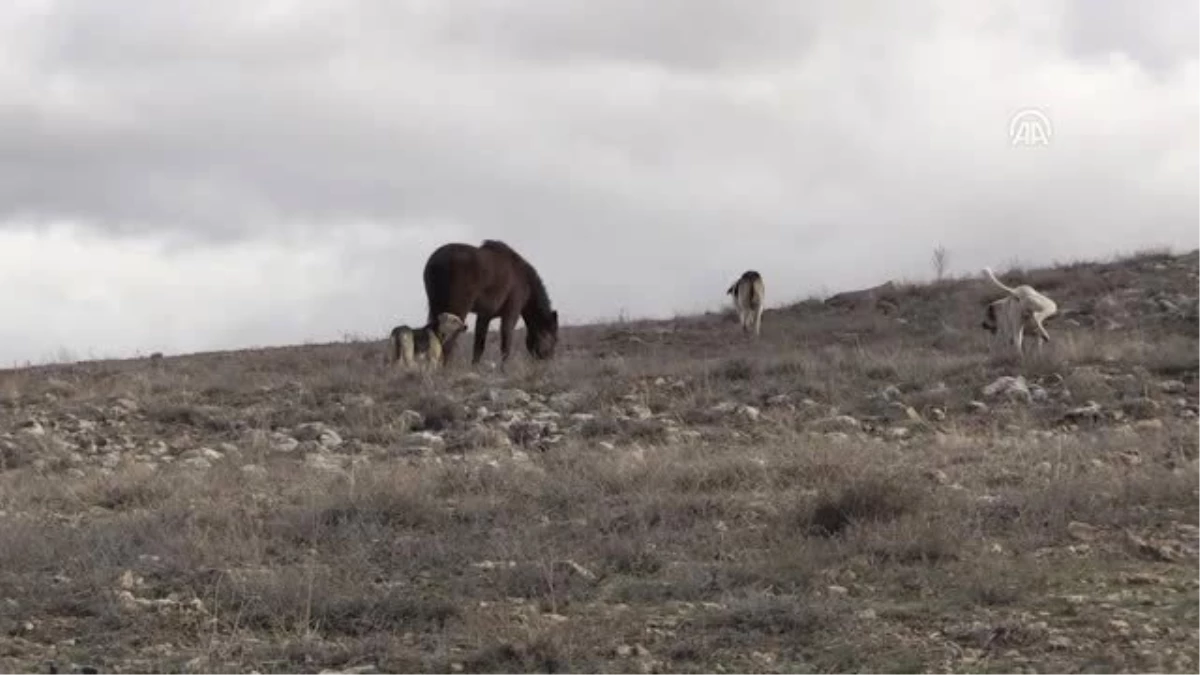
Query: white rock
181 457 212 470
489 388 532 406
548 392 586 412
241 464 268 478
183 447 224 462
398 410 424 431
402 431 445 451
17 420 45 437
982 376 1030 401
737 405 761 422
270 432 300 453
305 453 344 472
809 415 861 433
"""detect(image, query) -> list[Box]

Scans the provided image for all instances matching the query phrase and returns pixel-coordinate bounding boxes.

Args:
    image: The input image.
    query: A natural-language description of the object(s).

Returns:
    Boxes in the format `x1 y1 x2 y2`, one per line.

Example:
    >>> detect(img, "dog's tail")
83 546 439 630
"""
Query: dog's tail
386 327 401 364
388 327 415 366
748 278 764 308
983 267 1018 297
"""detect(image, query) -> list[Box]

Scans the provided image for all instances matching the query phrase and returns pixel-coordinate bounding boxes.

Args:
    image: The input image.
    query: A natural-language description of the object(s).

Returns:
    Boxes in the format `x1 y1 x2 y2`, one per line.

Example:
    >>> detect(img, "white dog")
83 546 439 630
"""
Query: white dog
726 270 765 337
980 267 1058 354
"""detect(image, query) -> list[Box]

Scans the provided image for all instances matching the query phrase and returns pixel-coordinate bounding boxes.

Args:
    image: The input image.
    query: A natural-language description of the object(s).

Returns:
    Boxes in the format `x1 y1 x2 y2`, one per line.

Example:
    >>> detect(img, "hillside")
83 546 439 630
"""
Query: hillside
1 249 1198 673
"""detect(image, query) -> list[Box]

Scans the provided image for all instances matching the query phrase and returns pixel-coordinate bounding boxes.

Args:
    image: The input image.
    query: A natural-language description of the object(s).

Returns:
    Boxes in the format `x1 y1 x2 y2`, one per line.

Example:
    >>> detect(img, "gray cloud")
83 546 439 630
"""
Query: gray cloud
1062 0 1198 74
420 0 834 70
0 0 1196 363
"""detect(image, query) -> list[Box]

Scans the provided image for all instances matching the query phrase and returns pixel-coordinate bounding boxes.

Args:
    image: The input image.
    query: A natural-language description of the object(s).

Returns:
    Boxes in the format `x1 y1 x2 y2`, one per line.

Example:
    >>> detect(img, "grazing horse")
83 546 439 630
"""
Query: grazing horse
422 239 559 366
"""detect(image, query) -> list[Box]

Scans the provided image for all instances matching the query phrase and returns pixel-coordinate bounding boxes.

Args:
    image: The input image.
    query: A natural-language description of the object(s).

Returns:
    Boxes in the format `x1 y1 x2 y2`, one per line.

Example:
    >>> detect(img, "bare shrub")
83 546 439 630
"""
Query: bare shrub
932 244 949 281
793 473 925 537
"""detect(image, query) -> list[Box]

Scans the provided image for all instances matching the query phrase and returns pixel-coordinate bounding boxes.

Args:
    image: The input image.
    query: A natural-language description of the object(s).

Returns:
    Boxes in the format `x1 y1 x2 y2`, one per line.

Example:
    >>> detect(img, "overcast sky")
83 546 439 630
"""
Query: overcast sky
1 0 1196 365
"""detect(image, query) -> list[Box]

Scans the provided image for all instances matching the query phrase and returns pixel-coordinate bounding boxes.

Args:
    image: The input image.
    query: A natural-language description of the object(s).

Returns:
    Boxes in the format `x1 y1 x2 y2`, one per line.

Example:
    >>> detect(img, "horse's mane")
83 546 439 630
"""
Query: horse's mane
481 240 553 317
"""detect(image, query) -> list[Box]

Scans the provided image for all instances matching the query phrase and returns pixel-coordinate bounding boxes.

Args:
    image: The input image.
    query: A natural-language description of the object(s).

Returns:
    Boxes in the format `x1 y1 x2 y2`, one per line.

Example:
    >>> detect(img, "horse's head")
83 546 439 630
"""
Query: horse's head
526 310 559 360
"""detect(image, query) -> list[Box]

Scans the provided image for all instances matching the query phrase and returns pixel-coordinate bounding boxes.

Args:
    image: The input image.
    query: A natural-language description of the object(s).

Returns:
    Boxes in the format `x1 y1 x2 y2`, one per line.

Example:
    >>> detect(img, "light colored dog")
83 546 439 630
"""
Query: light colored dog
726 270 765 337
386 312 466 370
980 267 1058 354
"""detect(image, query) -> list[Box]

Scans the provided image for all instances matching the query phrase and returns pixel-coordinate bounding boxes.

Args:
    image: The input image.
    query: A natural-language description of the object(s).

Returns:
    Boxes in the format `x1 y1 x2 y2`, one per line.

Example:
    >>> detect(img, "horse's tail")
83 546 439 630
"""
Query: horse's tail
423 249 453 325
424 242 480 324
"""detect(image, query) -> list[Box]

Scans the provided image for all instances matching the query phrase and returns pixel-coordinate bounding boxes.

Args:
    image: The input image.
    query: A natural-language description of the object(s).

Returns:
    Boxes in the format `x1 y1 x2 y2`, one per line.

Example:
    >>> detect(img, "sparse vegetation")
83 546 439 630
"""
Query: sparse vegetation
933 244 949 281
0 249 1197 673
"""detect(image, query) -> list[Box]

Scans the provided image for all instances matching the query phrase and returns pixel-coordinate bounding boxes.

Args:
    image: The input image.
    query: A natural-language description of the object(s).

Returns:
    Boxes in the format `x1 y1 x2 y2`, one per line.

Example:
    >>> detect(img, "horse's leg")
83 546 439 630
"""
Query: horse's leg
472 314 492 365
499 310 518 364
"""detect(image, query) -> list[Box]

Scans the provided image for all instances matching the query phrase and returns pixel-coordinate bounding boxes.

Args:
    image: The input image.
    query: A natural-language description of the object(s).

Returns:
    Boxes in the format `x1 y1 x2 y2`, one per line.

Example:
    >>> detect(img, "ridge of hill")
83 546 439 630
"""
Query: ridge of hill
0 248 1197 673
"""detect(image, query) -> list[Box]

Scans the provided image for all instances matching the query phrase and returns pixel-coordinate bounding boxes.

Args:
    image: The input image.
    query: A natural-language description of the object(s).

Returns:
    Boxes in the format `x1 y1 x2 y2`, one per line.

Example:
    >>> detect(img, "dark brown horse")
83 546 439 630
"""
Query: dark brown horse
422 239 559 366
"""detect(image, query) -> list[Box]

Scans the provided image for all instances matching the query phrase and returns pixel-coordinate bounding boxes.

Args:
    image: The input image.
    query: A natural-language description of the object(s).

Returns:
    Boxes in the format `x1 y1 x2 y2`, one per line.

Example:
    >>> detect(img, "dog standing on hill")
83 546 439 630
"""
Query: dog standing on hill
727 270 765 337
386 313 467 370
980 267 1058 354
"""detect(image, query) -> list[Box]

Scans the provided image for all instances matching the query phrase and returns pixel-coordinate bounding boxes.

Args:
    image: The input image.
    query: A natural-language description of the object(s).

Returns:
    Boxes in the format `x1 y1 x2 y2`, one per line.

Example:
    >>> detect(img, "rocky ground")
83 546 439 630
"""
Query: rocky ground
1 249 1198 673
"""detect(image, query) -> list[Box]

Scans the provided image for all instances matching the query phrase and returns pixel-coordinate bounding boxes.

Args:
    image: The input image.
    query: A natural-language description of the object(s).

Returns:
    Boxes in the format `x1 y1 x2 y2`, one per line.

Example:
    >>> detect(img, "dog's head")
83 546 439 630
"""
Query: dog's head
433 312 466 344
981 299 1002 334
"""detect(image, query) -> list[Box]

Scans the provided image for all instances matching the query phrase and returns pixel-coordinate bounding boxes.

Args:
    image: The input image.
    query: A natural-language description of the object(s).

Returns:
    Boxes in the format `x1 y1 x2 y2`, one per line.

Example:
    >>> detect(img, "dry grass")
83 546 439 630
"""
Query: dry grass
0 249 1197 673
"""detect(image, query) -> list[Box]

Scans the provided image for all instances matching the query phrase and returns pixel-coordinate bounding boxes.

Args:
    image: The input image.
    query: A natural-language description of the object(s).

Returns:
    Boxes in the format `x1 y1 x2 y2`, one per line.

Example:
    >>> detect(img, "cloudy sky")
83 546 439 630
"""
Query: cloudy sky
1 0 1196 364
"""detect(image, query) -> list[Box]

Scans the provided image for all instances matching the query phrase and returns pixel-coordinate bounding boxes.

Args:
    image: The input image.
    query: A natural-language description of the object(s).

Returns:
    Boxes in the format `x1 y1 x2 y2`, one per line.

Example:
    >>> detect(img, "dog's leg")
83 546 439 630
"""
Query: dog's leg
999 301 1025 357
1032 311 1052 343
429 331 444 369
439 320 463 368
439 315 467 369
400 329 416 368
753 304 763 337
385 332 399 366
